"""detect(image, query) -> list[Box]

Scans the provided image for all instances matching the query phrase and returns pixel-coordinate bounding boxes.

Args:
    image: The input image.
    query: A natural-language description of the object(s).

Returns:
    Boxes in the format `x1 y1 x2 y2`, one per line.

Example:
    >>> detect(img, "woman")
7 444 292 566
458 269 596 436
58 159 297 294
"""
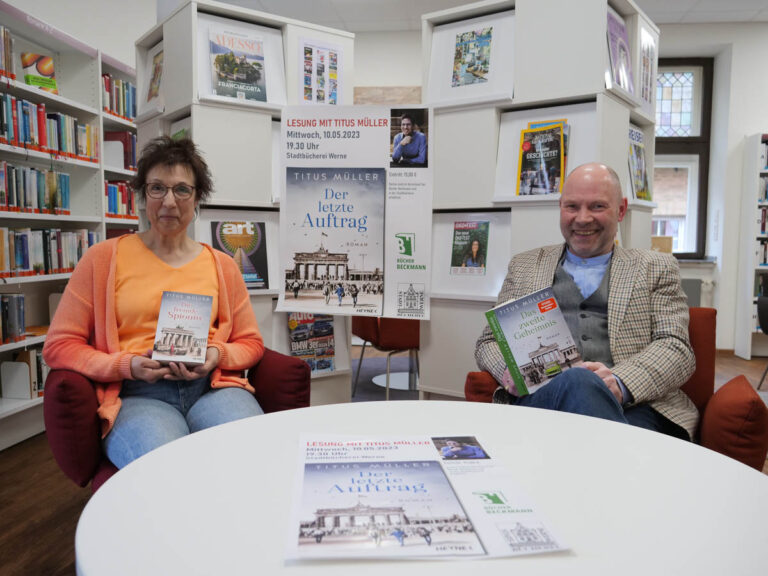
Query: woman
43 137 264 468
462 239 485 268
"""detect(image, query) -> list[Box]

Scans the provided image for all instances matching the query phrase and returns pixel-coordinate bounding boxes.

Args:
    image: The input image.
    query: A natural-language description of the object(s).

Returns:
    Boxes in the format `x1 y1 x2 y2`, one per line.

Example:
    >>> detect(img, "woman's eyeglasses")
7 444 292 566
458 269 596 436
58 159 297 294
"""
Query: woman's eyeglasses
144 182 196 200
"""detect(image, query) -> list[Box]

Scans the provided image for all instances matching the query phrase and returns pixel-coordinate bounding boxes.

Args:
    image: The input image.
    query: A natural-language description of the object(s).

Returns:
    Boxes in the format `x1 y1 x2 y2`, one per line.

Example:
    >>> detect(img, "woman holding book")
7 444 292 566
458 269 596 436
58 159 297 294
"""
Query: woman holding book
43 137 265 468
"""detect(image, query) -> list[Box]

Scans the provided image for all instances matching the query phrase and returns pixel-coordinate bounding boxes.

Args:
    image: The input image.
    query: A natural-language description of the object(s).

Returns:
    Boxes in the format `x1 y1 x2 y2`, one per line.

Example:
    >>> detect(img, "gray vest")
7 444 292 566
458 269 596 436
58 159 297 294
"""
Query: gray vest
551 261 614 367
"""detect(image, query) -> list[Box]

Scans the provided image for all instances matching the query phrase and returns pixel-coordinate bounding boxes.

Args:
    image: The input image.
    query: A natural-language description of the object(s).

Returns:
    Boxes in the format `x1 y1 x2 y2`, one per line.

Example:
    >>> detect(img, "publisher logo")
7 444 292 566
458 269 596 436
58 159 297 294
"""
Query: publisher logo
395 233 415 256
474 491 508 505
538 298 557 313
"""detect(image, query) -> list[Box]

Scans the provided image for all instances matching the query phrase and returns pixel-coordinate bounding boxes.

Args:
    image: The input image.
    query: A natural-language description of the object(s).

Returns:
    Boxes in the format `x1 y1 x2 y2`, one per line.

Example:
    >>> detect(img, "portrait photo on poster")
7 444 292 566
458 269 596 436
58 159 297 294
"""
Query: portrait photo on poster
390 108 428 169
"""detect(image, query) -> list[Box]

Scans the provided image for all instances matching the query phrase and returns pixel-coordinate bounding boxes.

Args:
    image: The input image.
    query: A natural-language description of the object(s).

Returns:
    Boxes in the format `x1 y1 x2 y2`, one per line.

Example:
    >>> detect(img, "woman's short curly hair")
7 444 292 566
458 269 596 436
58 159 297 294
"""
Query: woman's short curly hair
131 136 213 204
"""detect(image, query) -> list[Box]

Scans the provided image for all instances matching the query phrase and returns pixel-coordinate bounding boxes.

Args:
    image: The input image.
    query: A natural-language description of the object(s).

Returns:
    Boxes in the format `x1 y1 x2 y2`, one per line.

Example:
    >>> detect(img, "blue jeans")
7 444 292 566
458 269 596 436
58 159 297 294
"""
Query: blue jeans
512 367 689 440
103 377 263 469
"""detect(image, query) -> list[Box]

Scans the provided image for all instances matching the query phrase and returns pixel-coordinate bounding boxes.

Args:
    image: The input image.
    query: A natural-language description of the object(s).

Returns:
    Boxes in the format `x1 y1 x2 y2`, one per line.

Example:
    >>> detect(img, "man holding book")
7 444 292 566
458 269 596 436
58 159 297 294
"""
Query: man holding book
476 163 698 440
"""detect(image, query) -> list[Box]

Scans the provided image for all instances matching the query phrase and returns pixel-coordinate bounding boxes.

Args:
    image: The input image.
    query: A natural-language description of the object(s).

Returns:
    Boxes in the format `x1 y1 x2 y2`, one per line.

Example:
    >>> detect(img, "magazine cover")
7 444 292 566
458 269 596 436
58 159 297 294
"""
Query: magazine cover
485 287 580 396
516 125 564 196
151 291 213 365
528 119 569 175
302 41 341 105
287 434 567 560
20 53 58 94
147 46 163 102
283 167 385 316
639 27 657 107
628 126 650 201
450 220 489 276
451 27 493 87
209 26 267 101
210 221 269 289
288 312 335 375
606 9 634 94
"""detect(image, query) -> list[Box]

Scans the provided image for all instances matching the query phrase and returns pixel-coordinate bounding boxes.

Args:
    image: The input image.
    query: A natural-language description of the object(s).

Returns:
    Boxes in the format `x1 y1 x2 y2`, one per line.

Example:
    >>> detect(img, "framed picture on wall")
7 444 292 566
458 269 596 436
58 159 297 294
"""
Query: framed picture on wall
426 10 515 107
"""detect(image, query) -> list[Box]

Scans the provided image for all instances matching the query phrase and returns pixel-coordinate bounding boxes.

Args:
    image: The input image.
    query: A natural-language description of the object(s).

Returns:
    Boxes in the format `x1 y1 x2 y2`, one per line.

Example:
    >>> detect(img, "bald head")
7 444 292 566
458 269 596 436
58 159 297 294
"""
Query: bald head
564 163 623 202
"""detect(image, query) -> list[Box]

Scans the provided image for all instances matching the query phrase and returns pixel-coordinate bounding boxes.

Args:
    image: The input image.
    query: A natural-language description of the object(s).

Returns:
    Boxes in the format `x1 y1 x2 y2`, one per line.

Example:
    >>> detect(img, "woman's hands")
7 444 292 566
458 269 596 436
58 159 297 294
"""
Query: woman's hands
130 350 171 382
164 346 220 381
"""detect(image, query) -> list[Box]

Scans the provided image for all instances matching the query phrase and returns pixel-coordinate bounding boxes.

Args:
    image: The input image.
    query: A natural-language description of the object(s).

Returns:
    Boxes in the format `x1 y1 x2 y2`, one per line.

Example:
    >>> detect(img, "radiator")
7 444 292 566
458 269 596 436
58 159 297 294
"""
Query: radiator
681 278 702 307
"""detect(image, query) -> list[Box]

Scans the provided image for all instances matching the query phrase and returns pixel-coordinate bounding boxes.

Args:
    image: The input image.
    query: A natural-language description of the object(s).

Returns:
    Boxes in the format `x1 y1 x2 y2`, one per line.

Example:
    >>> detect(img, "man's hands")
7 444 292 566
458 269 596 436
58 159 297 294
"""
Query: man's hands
583 361 623 404
165 346 220 381
399 135 412 147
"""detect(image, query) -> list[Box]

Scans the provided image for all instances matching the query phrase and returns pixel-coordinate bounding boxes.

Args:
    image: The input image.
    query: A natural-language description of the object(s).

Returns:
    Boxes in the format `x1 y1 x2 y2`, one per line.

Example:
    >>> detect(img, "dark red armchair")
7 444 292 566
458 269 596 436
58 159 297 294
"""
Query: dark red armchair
44 348 311 491
466 308 768 470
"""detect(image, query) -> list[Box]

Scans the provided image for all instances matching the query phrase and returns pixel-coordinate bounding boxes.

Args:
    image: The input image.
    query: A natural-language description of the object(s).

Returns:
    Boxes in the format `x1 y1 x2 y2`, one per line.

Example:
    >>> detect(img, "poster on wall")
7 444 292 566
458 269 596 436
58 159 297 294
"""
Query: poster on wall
300 39 342 105
277 106 433 319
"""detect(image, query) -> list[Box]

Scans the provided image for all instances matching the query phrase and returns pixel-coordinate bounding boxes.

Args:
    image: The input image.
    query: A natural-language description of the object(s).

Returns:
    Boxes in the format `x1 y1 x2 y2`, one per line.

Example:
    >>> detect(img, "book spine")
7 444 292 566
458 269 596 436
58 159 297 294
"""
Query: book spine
484 309 529 396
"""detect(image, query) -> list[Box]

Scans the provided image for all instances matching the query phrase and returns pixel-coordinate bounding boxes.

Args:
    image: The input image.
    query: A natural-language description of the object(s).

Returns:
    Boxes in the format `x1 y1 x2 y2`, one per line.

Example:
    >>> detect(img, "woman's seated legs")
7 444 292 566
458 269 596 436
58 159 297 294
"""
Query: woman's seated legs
186 386 263 433
103 395 190 469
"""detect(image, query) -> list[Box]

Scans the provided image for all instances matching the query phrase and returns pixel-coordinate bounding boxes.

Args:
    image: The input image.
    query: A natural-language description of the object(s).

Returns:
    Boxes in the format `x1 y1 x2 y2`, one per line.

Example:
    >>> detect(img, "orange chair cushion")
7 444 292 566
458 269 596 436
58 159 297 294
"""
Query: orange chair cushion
700 375 768 470
681 307 716 412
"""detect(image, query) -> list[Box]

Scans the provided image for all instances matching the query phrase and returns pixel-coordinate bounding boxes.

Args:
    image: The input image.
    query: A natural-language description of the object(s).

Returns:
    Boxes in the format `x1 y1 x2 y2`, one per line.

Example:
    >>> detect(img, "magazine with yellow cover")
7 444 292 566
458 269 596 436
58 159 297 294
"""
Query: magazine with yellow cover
516 125 564 196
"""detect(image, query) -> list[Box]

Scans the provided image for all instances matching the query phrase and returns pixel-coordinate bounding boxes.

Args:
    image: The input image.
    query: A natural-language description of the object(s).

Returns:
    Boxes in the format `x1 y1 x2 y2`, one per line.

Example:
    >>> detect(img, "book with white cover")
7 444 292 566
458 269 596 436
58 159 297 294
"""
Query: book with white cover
151 291 213 366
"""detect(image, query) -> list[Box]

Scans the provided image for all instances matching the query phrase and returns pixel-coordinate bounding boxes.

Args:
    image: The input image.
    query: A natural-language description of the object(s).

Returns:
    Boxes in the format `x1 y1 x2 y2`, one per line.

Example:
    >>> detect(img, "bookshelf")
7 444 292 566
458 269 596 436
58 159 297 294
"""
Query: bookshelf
418 0 659 399
0 0 138 450
735 133 768 360
136 0 356 405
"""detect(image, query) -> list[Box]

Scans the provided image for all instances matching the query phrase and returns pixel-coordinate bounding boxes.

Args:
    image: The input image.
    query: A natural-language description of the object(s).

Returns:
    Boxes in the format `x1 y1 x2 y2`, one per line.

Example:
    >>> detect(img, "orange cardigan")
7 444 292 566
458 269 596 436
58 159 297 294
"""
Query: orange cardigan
43 236 264 437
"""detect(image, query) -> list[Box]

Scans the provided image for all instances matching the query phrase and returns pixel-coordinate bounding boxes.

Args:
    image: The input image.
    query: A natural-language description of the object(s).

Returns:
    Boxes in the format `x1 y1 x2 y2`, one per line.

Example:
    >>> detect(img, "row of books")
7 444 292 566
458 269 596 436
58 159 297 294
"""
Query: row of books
0 347 50 400
759 176 768 203
0 161 70 214
104 130 137 170
0 292 24 343
104 179 138 218
102 74 137 122
0 227 99 277
760 142 768 170
757 239 768 267
0 26 12 79
759 207 768 236
0 91 98 162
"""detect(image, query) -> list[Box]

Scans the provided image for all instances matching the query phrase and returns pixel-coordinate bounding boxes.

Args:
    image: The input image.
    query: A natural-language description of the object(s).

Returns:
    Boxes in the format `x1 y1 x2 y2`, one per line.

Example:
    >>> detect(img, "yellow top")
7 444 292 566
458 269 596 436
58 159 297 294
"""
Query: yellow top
115 234 219 354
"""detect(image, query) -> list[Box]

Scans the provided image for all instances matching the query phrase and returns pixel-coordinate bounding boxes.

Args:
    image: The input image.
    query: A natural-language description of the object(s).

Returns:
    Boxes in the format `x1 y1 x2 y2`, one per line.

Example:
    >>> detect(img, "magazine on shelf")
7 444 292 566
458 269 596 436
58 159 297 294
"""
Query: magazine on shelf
140 41 164 118
516 125 564 196
151 291 213 366
287 434 567 560
606 8 634 94
20 52 58 94
628 125 650 201
209 25 267 102
287 312 335 375
210 221 269 289
485 287 581 397
639 27 657 109
450 220 489 276
528 119 570 176
452 27 493 88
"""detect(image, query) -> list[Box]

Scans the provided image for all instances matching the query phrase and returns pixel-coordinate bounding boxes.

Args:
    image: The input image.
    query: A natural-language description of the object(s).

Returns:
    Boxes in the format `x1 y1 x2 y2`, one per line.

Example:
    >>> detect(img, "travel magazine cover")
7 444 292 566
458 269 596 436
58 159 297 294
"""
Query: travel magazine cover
282 167 385 316
151 291 213 366
485 287 580 396
606 9 634 94
210 221 269 289
628 125 650 201
516 125 564 196
288 312 335 375
209 26 267 101
450 220 488 276
452 27 493 87
287 434 566 560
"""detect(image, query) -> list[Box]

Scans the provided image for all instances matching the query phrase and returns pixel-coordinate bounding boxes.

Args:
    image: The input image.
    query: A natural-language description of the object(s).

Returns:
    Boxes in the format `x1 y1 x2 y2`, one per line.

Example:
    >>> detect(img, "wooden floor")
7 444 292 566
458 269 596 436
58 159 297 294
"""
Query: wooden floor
1 350 766 575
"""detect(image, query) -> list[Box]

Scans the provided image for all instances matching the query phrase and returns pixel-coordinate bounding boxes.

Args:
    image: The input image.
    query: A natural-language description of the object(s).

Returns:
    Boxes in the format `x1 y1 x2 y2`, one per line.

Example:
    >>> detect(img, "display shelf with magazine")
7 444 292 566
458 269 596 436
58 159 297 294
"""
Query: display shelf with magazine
735 133 768 360
135 0 353 208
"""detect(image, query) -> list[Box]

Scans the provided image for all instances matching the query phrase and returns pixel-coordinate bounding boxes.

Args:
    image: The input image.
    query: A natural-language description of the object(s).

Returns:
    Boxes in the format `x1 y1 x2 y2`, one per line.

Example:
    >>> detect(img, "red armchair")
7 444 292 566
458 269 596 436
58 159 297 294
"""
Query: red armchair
44 348 311 491
466 308 768 470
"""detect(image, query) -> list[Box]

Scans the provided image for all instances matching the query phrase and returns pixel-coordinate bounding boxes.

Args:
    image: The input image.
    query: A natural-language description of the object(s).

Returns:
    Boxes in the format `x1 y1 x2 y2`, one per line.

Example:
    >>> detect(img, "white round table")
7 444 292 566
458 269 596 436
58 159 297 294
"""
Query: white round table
75 401 768 575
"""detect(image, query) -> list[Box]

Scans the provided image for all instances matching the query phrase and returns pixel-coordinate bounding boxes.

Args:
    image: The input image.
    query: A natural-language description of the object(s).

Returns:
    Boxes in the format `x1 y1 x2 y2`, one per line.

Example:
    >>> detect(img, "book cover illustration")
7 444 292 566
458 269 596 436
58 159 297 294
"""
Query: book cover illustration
147 47 163 102
628 126 650 201
516 125 564 196
485 287 580 396
528 119 570 176
20 53 58 94
209 26 267 102
283 167 385 315
288 312 335 375
450 220 488 276
296 460 484 558
452 27 493 87
151 291 213 366
210 221 269 289
606 9 634 94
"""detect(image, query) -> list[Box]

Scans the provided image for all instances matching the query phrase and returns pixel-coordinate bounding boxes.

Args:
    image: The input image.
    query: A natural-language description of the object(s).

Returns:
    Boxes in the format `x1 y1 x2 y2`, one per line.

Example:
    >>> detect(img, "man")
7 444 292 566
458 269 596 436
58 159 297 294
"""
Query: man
475 163 698 440
392 113 427 166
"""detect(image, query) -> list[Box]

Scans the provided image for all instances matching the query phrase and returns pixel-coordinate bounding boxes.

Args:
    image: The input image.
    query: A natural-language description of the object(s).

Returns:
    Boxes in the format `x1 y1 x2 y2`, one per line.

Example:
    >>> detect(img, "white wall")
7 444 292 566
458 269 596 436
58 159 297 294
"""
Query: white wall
4 0 157 68
659 23 768 350
353 31 422 86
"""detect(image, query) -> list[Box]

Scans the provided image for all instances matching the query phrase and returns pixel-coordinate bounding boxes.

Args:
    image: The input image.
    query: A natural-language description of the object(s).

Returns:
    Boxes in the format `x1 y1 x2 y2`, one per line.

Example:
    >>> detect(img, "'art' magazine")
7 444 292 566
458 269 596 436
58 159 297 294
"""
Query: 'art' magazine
286 434 567 560
210 220 269 289
209 25 267 101
151 291 213 366
485 287 580 397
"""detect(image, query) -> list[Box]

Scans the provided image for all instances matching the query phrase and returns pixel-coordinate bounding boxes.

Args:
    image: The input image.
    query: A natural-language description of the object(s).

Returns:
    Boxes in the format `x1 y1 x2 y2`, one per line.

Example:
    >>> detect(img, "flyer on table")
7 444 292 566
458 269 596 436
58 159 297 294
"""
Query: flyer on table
286 434 567 560
277 106 432 319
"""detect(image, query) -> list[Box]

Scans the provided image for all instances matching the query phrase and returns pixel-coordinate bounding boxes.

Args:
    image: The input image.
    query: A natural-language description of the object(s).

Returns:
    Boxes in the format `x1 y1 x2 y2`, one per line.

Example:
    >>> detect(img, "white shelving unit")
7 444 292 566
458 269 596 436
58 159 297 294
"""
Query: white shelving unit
136 0 356 405
735 133 768 360
0 1 138 450
418 0 659 399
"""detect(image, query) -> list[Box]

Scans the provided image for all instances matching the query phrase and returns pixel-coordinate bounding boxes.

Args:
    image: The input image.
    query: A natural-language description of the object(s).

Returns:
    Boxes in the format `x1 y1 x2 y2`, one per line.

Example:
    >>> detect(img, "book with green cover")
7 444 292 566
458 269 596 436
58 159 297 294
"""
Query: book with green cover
20 53 58 94
485 287 580 396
